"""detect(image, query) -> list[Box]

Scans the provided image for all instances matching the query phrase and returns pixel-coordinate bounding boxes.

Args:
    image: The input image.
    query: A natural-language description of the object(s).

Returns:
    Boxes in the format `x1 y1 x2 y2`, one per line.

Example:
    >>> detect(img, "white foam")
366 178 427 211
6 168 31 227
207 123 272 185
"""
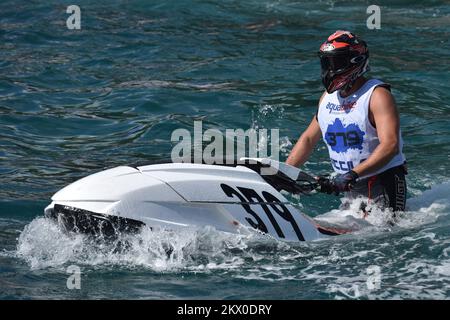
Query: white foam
15 218 265 272
12 181 450 299
315 181 450 232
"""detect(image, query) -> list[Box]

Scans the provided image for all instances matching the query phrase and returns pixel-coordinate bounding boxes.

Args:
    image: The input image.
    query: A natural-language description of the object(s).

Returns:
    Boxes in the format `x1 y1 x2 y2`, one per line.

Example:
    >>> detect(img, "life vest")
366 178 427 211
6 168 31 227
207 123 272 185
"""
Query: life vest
317 79 405 178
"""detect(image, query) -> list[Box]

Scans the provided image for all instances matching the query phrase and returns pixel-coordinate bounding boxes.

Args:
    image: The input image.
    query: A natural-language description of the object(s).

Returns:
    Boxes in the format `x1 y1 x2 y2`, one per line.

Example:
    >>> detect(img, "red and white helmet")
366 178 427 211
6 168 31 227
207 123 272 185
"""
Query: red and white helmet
318 30 370 93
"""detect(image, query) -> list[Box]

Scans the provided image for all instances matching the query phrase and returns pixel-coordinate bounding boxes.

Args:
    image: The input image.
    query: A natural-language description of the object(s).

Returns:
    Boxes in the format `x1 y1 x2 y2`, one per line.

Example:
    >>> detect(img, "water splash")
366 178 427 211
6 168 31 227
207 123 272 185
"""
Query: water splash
9 180 450 298
314 181 450 231
15 182 450 275
16 217 270 272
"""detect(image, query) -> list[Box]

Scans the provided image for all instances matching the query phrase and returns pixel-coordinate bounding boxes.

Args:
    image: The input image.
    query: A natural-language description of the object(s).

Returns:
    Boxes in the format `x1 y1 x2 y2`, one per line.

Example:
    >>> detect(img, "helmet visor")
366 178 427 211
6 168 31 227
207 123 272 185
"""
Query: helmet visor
319 54 350 74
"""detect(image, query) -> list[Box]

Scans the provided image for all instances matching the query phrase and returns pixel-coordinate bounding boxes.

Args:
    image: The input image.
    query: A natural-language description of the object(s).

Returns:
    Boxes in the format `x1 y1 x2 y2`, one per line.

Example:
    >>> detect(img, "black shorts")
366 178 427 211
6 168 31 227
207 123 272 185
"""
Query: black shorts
345 164 408 212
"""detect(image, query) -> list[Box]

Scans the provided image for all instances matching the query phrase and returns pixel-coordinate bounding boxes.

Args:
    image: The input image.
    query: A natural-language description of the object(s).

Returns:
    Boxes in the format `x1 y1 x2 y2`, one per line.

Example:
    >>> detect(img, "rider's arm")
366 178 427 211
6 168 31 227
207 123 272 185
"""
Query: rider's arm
286 117 322 167
286 92 326 168
352 86 401 177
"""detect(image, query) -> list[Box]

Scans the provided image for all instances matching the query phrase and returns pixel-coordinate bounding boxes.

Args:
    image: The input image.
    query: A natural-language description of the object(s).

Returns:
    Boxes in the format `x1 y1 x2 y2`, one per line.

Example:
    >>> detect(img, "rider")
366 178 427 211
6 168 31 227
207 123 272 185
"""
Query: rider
286 30 407 213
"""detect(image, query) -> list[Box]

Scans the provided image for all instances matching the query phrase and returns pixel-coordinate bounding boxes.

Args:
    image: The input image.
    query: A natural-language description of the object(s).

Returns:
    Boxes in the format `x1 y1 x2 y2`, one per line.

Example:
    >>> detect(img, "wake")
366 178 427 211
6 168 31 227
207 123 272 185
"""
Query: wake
13 182 450 271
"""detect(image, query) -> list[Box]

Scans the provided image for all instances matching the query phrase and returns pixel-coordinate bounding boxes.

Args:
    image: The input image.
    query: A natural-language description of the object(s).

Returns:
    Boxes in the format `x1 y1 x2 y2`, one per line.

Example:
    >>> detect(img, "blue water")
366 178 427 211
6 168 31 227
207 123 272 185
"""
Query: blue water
1 0 450 299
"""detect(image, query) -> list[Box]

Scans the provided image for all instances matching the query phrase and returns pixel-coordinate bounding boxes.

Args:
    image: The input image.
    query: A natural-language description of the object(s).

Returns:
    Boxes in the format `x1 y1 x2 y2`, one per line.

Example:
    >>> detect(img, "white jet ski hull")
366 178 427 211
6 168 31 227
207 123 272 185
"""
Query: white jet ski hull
45 161 344 241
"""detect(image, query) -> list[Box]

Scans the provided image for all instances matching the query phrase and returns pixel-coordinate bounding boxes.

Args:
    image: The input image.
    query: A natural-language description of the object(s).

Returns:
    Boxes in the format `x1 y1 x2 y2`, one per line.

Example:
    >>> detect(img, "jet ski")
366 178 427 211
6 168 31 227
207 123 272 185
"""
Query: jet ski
44 158 349 242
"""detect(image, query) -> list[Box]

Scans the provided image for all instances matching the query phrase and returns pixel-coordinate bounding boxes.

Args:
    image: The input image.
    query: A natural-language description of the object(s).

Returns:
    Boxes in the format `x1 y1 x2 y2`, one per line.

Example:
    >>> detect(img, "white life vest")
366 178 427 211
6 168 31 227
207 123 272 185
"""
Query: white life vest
317 79 405 178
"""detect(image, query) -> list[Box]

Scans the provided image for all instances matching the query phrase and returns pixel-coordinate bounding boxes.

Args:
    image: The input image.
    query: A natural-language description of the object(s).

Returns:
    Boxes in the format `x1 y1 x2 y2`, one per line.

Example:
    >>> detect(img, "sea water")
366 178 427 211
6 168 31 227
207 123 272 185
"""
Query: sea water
0 0 449 299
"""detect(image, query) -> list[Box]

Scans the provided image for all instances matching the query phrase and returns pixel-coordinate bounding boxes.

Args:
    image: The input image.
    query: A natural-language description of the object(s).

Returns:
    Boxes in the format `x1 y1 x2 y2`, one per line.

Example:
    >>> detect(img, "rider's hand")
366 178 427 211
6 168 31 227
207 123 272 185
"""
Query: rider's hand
316 176 337 195
331 170 359 193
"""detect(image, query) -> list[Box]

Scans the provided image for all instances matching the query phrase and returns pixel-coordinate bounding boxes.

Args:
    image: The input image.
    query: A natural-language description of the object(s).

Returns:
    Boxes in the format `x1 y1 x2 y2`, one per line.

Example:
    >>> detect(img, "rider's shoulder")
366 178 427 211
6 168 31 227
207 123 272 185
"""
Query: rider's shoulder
370 79 392 93
372 84 394 99
370 82 397 112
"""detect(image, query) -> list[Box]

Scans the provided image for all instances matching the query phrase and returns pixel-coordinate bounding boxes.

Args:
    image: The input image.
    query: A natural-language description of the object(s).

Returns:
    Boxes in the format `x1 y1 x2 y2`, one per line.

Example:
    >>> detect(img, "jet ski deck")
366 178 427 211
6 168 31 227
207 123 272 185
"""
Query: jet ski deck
45 158 348 241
